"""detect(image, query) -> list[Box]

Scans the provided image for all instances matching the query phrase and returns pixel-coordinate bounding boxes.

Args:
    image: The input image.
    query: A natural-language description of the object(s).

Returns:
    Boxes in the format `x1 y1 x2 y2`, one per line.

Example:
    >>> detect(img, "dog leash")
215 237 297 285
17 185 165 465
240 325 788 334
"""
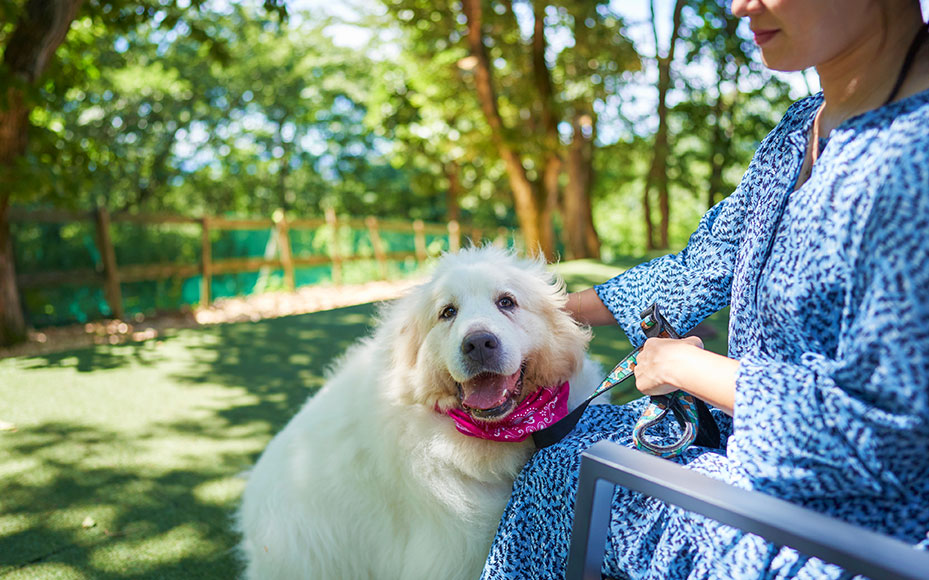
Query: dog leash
532 304 720 456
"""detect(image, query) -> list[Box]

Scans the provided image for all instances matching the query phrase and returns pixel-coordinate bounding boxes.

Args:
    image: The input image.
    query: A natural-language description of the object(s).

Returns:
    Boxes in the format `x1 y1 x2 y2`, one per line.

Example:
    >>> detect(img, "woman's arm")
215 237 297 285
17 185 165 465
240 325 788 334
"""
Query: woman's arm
565 288 617 327
560 199 742 337
729 167 929 503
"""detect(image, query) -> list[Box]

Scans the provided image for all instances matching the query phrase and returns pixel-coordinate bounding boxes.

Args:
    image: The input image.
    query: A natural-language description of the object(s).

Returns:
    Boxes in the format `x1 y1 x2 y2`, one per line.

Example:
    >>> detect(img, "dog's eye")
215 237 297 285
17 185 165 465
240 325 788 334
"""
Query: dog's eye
496 295 517 310
439 305 457 320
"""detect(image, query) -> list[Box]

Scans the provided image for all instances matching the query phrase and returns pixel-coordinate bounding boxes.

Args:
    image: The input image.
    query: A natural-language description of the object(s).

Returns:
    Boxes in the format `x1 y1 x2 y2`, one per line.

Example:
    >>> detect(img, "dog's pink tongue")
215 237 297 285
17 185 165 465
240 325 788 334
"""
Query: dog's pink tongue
461 371 519 409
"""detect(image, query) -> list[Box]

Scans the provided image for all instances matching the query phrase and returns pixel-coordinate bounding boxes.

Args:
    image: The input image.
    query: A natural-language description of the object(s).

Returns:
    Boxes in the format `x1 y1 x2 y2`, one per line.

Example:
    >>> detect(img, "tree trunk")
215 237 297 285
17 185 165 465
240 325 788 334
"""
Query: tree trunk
0 199 25 346
532 0 562 259
641 0 685 251
540 153 560 257
0 87 30 346
564 11 601 260
0 0 84 346
565 111 600 260
461 0 547 257
707 50 739 209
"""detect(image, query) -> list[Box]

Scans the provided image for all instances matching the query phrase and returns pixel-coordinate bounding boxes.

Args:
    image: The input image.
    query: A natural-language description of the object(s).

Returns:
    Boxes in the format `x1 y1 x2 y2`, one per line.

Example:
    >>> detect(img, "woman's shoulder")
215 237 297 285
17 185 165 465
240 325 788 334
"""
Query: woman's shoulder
850 88 929 152
781 93 824 124
843 91 929 229
858 90 929 182
884 89 929 154
749 94 821 157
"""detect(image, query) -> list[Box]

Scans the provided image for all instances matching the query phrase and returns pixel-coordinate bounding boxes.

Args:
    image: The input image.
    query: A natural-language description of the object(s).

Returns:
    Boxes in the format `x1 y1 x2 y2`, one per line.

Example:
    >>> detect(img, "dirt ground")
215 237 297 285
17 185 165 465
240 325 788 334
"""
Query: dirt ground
0 278 422 359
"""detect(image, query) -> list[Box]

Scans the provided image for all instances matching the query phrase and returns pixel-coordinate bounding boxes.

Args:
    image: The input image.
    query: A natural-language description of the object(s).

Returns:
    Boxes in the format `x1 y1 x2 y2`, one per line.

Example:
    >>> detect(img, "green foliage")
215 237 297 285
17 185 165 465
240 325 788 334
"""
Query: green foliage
589 0 802 255
6 1 413 221
670 0 795 209
5 0 813 261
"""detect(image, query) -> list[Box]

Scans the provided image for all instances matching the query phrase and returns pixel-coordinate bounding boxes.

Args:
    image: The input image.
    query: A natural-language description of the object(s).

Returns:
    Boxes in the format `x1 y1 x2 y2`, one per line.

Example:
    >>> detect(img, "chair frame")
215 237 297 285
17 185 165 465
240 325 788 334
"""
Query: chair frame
566 440 929 580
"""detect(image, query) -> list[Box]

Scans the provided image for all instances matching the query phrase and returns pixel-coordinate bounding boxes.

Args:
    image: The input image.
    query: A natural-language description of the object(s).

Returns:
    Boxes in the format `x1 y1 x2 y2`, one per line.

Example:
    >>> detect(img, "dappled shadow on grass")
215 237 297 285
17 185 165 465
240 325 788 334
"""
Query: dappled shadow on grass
12 337 176 375
0 421 247 579
0 303 379 579
169 303 378 438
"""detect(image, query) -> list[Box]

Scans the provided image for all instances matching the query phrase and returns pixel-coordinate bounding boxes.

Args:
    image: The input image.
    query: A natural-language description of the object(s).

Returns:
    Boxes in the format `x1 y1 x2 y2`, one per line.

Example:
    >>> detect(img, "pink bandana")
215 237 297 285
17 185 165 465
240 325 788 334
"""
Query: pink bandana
444 381 570 442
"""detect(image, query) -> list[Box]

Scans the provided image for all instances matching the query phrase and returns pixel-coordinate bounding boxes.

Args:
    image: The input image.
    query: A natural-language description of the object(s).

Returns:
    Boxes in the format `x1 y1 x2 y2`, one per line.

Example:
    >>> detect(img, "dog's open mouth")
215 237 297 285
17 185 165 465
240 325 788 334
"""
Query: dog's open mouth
456 365 525 421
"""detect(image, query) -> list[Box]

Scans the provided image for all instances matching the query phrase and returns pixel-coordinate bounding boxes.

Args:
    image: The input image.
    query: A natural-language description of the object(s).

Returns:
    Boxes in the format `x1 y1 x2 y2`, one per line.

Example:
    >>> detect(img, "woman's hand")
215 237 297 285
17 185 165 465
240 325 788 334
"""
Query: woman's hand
633 335 739 416
634 336 704 396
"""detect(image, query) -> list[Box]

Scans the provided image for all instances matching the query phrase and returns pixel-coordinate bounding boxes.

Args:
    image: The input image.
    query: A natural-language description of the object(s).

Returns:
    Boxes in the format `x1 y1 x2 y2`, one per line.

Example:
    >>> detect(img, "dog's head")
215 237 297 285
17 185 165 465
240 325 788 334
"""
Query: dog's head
381 246 591 426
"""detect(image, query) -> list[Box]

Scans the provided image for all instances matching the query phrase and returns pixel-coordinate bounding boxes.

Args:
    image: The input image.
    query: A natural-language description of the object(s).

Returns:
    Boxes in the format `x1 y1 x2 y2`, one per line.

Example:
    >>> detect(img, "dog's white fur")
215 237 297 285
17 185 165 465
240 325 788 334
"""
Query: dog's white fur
236 246 601 579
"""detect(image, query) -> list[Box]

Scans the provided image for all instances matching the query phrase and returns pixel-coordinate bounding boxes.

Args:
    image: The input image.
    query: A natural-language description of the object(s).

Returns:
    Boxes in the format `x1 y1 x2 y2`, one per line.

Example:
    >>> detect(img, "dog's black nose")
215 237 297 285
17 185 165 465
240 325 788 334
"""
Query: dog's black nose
461 331 500 365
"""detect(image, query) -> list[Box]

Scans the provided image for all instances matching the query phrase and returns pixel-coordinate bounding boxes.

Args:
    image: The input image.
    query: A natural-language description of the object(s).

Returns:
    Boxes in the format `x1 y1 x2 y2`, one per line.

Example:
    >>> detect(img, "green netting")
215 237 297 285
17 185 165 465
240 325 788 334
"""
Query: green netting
214 228 273 260
110 222 203 265
11 217 475 328
20 285 110 326
13 222 100 274
288 228 329 257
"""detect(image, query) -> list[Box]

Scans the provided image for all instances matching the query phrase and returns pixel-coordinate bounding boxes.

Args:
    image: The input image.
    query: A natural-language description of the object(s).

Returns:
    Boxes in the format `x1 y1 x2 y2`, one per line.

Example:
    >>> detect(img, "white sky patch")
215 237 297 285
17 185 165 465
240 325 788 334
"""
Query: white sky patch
288 0 401 57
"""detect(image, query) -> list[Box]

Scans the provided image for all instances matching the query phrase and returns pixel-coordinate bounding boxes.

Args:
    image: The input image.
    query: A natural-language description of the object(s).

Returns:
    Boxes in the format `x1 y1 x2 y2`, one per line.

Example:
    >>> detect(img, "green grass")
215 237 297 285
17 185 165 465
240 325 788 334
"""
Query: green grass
0 260 729 579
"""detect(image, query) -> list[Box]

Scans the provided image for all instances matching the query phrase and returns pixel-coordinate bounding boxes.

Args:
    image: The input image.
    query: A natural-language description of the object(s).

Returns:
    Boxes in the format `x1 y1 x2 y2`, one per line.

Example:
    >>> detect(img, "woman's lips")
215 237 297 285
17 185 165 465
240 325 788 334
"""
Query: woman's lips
753 29 779 46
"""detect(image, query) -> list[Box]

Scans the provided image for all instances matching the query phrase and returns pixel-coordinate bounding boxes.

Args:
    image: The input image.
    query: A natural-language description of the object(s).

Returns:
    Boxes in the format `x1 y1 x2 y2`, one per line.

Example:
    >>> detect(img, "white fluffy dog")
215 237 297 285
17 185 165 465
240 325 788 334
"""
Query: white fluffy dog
237 246 601 579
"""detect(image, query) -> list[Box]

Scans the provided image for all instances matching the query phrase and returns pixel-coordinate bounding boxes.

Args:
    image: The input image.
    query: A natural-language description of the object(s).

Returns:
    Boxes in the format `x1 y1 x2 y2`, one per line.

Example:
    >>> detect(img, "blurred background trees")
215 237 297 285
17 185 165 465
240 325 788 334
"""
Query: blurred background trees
1 0 806 343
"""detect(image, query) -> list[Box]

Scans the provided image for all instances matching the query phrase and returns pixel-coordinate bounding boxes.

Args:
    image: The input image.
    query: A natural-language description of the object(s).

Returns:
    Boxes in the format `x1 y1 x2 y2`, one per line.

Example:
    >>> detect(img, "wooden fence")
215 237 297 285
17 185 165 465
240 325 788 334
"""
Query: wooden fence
9 207 515 320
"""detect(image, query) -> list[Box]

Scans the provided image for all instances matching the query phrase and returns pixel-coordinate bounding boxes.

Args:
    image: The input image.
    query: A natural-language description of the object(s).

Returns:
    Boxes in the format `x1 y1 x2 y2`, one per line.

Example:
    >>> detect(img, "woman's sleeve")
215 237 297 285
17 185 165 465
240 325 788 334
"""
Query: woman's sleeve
729 172 929 503
593 188 747 345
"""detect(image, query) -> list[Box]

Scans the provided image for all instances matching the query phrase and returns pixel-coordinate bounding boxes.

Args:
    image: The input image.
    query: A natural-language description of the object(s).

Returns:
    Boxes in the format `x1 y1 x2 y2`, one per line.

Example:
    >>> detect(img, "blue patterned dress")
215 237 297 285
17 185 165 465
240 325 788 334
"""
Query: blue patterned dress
481 91 929 579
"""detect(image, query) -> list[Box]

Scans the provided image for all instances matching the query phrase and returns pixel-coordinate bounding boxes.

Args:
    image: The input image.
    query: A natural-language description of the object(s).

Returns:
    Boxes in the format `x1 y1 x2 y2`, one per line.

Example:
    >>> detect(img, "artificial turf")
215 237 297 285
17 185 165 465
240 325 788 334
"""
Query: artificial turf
0 260 729 579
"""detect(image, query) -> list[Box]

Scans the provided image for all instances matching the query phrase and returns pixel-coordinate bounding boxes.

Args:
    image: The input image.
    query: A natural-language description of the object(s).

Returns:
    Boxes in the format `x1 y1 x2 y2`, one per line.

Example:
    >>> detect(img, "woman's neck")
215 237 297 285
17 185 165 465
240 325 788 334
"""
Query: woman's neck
816 11 927 136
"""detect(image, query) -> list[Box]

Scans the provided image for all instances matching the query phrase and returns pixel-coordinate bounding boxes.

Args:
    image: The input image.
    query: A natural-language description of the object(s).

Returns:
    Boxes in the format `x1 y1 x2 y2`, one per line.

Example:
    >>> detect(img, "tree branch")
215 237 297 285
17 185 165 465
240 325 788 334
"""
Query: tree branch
3 0 84 83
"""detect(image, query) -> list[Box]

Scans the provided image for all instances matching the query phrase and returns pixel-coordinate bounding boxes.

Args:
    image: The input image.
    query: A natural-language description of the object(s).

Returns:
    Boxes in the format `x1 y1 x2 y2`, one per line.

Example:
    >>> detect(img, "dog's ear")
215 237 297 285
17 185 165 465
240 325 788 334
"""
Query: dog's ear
396 318 425 369
382 293 428 370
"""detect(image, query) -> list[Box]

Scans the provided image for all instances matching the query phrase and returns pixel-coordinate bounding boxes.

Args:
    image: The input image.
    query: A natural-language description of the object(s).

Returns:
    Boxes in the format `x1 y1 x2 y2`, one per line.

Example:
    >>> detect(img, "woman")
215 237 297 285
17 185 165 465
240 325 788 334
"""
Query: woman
481 1 929 578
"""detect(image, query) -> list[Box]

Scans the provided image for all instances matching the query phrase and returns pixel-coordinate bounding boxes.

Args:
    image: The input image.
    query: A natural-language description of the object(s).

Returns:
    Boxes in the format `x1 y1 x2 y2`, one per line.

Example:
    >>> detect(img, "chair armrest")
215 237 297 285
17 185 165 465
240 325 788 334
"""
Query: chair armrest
566 440 929 580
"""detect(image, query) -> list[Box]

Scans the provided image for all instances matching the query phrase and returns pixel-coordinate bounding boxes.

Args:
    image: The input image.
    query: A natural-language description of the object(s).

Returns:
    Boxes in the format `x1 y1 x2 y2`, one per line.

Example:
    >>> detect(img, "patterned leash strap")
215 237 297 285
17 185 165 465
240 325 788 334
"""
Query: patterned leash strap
631 305 695 456
631 391 702 457
531 344 639 448
532 304 720 453
632 304 719 457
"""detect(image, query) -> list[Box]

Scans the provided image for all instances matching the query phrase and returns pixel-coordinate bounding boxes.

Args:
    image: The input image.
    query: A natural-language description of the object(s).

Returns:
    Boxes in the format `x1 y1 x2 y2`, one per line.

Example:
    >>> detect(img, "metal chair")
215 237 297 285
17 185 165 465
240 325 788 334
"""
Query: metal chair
566 440 929 580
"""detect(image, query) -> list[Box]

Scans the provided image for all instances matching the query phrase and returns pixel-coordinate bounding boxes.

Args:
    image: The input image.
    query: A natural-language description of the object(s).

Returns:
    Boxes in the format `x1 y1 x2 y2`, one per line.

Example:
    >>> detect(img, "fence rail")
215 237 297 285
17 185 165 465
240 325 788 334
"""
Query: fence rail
9 207 514 321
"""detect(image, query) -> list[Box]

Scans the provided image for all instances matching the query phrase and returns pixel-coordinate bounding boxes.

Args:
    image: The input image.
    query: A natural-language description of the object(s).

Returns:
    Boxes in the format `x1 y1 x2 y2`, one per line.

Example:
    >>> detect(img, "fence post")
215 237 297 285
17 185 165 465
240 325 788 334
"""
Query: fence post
325 208 342 285
200 216 212 307
413 219 427 263
365 216 388 280
94 207 124 320
448 220 460 253
471 228 483 248
274 209 296 292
